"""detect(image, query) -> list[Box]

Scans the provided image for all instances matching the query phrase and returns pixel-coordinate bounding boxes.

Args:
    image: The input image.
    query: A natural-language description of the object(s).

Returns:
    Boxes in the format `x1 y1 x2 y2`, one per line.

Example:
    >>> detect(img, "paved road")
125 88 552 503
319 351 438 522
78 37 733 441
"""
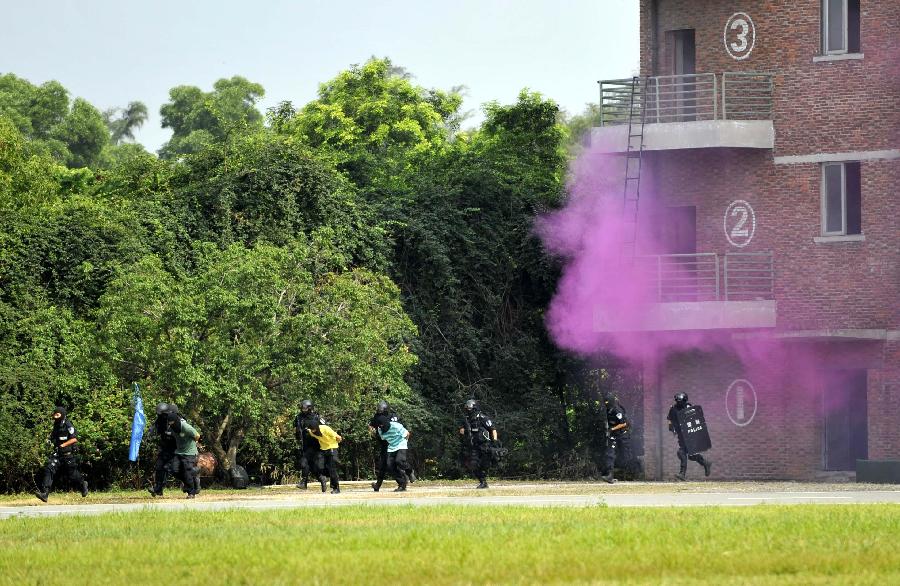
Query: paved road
3 488 900 519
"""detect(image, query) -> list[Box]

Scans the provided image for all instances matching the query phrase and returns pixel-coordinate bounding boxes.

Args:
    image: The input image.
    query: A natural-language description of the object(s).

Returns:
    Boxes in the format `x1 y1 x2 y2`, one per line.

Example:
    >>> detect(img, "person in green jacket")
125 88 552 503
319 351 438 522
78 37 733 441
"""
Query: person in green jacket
168 409 201 498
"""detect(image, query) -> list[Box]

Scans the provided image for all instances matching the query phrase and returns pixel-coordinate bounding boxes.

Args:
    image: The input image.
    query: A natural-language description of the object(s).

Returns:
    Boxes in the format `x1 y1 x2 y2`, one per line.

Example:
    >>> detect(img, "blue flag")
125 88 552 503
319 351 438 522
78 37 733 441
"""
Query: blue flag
128 382 147 462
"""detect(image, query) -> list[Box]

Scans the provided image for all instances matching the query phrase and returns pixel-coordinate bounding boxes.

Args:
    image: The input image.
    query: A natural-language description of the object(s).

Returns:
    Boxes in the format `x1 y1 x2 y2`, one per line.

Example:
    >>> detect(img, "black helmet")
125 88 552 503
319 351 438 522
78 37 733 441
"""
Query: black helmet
464 399 477 412
167 411 182 433
155 402 170 416
604 393 619 406
52 406 67 419
674 393 688 405
376 400 389 414
167 404 179 416
300 399 313 413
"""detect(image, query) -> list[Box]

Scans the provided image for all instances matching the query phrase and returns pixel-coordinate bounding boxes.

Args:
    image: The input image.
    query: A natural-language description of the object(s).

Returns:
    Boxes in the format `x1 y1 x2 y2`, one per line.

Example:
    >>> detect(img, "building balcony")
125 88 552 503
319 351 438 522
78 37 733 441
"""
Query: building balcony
594 252 777 332
590 73 775 152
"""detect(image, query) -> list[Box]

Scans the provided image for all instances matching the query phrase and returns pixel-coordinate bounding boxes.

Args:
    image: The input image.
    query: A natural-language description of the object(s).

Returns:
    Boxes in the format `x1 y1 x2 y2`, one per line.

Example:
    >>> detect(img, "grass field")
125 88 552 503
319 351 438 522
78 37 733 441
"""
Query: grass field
2 504 899 585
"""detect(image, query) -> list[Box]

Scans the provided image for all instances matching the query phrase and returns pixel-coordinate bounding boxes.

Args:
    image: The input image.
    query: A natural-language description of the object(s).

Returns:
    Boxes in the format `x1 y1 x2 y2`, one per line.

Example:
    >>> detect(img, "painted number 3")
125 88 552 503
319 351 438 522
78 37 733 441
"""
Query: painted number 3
731 19 749 53
724 12 755 60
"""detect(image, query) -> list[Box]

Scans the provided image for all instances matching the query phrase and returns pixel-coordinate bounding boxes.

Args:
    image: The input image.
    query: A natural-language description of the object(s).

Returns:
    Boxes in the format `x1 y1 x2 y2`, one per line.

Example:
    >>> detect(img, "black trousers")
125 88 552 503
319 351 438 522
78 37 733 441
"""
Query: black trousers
316 449 340 489
152 450 179 494
677 448 709 474
40 452 82 492
602 432 634 475
463 445 491 482
172 455 200 495
375 441 414 489
386 449 408 488
299 445 320 482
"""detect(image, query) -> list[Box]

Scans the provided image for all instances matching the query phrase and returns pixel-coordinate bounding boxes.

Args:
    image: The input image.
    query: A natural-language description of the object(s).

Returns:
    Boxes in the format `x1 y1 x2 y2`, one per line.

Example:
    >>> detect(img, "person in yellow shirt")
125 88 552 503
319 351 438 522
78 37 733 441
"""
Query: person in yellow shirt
306 423 342 493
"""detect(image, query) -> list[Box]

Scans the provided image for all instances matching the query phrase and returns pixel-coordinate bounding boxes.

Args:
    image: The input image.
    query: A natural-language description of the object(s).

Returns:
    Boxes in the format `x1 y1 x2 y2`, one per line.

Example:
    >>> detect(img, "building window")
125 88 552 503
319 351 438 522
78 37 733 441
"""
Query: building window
822 0 861 54
821 162 861 236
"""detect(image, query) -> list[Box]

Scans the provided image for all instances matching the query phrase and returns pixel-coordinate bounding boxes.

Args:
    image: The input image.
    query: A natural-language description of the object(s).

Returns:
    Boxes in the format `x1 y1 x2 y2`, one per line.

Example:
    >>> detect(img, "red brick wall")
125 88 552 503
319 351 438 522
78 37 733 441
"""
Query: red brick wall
632 1 900 478
640 0 900 155
641 340 895 480
868 340 900 460
639 152 899 332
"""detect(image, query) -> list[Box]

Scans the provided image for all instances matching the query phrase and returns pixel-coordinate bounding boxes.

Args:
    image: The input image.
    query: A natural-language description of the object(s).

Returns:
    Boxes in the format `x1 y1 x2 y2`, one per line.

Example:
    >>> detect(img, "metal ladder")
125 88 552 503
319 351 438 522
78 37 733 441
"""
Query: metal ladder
620 76 647 264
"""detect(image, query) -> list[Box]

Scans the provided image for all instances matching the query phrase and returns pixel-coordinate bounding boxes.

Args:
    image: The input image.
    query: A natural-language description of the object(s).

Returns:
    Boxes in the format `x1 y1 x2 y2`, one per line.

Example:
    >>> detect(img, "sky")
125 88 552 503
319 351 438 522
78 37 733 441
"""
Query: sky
1 0 639 152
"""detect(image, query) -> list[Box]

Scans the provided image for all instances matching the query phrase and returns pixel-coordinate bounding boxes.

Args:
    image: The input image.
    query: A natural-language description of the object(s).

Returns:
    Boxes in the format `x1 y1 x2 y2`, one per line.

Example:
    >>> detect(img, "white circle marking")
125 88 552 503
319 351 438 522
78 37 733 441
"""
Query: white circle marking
724 12 756 60
724 199 756 248
725 379 758 427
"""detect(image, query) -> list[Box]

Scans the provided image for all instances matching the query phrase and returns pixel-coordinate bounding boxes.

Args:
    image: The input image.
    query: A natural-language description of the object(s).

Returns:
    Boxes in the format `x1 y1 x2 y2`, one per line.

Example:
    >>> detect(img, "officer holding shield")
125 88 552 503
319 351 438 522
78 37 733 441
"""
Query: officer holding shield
667 393 712 480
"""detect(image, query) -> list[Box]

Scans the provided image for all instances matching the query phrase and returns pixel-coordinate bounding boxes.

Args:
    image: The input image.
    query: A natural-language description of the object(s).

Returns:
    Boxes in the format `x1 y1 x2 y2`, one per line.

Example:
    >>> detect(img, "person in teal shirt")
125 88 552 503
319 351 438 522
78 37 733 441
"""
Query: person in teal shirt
168 410 201 498
377 420 410 492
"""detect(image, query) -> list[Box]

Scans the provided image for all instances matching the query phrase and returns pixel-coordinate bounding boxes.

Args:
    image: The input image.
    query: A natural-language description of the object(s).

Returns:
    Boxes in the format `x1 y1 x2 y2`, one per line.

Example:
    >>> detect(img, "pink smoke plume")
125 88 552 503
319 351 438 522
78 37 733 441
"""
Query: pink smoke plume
537 143 675 361
537 141 868 412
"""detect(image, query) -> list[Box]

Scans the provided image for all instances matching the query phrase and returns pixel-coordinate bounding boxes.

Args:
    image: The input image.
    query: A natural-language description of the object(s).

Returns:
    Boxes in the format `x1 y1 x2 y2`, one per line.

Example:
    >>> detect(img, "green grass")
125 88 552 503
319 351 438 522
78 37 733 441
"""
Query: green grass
2 505 900 585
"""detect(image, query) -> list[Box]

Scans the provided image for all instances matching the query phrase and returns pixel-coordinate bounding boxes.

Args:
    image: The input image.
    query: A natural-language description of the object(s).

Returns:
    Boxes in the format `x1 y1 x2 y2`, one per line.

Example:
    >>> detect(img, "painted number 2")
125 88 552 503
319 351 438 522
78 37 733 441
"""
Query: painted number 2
724 200 756 247
724 12 756 60
731 206 749 238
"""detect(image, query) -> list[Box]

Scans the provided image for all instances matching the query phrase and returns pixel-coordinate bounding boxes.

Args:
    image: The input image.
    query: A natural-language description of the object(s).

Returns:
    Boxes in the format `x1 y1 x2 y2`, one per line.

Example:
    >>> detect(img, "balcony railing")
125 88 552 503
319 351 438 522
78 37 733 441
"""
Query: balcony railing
635 252 774 302
598 72 774 126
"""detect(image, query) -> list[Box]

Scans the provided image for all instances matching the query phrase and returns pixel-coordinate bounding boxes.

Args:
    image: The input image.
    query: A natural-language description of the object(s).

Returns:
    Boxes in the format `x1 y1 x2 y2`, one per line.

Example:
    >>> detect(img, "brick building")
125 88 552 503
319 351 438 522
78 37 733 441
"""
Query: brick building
592 1 899 480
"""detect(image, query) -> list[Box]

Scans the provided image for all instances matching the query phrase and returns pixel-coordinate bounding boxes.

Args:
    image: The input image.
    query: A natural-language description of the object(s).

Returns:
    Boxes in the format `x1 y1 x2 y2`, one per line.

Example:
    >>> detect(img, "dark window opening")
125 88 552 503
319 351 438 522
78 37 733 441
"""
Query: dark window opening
845 162 861 235
823 0 861 54
664 29 696 122
824 369 868 471
848 0 861 52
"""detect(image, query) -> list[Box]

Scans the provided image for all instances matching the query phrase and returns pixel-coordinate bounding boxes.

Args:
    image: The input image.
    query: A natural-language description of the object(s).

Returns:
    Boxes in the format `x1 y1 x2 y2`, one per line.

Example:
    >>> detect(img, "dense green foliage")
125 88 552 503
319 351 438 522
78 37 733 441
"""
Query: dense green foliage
0 59 618 491
4 505 899 584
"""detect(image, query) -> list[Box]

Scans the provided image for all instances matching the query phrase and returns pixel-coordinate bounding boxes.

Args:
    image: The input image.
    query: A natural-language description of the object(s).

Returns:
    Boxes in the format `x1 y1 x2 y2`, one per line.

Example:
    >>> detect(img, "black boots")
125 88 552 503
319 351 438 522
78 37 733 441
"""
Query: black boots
297 479 308 490
601 472 617 484
34 490 48 502
319 476 328 493
81 481 89 498
371 481 382 492
476 480 489 489
703 459 712 477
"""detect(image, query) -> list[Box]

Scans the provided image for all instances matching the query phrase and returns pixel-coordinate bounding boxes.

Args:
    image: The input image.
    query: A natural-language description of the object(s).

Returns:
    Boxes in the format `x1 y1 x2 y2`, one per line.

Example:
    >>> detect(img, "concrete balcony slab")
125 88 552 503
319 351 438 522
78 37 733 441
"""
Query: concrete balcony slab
594 300 777 332
590 120 774 153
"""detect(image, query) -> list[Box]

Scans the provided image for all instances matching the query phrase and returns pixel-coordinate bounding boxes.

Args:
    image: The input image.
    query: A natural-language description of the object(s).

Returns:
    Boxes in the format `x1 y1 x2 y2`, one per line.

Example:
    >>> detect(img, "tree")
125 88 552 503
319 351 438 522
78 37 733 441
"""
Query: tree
388 90 571 476
560 103 600 157
0 74 68 140
104 101 149 144
95 242 417 473
159 76 265 159
290 58 464 196
0 75 108 168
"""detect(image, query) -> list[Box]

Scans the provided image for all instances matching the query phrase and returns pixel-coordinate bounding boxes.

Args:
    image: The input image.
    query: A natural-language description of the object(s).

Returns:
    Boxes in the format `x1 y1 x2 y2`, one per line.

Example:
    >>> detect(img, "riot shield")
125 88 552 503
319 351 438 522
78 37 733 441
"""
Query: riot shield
675 405 712 454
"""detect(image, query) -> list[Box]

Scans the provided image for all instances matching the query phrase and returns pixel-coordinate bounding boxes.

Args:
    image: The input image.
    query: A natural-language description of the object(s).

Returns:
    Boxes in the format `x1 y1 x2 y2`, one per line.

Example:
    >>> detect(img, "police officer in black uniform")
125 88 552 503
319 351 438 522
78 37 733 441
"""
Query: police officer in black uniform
600 394 634 484
35 406 88 502
294 399 325 489
148 402 180 497
459 399 498 489
369 400 416 492
668 393 712 480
